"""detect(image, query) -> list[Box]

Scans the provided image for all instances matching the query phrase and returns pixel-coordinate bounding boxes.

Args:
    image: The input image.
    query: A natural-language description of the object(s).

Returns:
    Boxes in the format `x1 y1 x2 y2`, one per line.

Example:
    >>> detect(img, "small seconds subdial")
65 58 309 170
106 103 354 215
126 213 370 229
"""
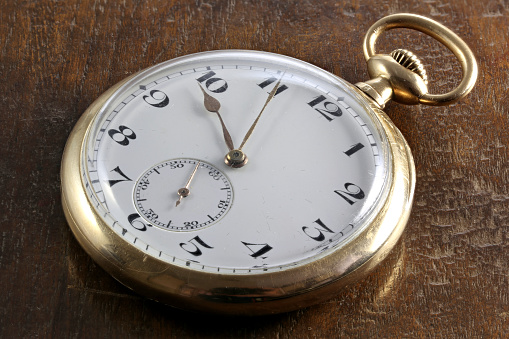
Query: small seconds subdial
134 159 233 231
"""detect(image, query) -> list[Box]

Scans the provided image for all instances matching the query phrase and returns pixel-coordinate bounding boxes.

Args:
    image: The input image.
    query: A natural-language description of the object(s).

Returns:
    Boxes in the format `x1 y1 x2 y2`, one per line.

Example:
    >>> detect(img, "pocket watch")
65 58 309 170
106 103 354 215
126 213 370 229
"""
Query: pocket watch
61 14 477 315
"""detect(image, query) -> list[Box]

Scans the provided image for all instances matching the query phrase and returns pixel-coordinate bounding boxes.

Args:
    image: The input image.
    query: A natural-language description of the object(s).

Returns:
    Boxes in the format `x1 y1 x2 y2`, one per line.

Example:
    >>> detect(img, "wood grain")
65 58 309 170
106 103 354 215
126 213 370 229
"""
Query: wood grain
1 0 508 337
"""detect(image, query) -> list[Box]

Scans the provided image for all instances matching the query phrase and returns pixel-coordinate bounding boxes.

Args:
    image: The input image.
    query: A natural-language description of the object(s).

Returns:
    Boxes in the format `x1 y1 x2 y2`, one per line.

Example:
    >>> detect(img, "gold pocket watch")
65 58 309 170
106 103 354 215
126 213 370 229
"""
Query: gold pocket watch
61 14 477 315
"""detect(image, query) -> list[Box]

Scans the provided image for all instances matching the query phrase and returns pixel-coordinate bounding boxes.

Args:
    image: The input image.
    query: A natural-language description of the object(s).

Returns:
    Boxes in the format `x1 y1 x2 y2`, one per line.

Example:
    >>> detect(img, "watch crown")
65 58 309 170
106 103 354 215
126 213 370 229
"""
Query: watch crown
390 49 428 85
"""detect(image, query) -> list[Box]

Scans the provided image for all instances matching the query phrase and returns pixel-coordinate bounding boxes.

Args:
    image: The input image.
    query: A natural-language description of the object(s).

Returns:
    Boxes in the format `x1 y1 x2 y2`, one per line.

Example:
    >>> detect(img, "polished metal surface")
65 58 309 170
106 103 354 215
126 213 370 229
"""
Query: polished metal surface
224 149 248 168
361 13 478 106
390 49 428 85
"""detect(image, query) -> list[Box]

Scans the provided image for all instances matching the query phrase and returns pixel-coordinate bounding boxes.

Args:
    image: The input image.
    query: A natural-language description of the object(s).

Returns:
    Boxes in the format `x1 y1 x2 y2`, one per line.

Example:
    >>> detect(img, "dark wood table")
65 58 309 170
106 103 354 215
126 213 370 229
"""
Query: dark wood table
1 0 507 337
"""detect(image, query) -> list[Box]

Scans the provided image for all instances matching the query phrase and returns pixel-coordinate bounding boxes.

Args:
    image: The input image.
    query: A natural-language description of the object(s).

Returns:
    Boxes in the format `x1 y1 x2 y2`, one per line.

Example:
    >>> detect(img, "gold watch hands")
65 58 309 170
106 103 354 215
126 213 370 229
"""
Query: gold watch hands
198 72 284 168
224 72 285 168
198 84 235 151
175 161 201 207
238 72 285 151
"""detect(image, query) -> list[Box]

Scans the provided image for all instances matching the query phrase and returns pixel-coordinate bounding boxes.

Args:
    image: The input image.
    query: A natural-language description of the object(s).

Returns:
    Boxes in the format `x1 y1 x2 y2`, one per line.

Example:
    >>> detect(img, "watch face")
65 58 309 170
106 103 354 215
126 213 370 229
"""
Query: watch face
82 50 390 274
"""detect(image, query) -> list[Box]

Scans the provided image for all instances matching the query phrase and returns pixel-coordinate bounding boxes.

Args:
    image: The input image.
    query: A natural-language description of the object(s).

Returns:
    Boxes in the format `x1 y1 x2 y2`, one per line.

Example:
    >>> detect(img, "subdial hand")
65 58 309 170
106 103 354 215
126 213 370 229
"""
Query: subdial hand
224 72 285 168
198 84 235 151
175 161 201 207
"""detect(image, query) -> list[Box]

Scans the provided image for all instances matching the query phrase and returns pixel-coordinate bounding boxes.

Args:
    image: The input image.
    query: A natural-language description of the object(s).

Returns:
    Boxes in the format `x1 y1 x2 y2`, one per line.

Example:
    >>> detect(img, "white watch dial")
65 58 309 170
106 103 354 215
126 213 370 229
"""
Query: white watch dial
83 51 390 273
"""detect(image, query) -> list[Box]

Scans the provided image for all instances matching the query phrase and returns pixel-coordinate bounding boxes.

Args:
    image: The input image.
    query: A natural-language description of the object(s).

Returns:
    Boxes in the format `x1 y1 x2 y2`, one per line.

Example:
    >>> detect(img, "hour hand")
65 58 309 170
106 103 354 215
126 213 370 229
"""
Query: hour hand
198 84 235 151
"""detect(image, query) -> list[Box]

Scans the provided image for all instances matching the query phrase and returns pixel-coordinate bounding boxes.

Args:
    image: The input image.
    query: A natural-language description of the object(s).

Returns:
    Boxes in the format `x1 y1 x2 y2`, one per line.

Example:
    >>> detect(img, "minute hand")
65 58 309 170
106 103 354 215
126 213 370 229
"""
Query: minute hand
238 74 284 150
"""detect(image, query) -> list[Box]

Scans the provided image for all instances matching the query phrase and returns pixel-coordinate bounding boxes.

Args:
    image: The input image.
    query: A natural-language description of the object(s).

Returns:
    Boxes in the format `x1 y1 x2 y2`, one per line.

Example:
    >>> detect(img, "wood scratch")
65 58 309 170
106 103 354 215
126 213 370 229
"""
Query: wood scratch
67 285 141 300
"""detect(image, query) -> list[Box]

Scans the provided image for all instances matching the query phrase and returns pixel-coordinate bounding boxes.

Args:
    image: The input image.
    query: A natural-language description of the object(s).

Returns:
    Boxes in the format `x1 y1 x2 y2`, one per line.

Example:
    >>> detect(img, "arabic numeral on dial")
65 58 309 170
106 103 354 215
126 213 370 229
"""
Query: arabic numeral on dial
196 71 228 93
217 200 228 209
127 213 151 231
180 236 213 256
108 125 136 146
170 163 184 169
139 179 150 190
107 166 132 187
307 95 343 122
257 76 289 96
334 183 365 205
143 90 169 108
146 209 158 220
208 170 221 180
241 241 273 259
183 221 198 227
302 218 334 242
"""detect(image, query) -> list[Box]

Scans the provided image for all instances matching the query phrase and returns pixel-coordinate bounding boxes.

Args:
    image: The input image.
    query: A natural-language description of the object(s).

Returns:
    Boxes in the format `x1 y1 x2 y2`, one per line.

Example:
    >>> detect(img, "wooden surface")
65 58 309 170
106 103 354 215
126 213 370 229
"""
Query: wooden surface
1 0 508 337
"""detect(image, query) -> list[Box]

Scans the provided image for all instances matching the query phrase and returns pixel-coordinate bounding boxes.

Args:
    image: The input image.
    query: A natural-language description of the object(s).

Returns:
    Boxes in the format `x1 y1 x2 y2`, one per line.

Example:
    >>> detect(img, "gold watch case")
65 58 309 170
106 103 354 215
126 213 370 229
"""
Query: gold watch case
61 75 414 315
